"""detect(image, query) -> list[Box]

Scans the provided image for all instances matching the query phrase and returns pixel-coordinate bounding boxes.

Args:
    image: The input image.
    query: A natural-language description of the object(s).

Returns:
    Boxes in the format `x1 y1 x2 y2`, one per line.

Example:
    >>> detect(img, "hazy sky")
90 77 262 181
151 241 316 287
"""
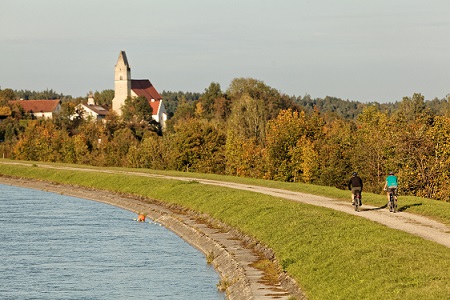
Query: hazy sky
1 0 450 103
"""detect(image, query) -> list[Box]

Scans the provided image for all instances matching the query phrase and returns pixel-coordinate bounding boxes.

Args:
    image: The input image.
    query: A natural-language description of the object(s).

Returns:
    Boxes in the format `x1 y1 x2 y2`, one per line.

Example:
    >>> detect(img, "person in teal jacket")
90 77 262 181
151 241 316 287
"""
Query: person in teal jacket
383 171 398 204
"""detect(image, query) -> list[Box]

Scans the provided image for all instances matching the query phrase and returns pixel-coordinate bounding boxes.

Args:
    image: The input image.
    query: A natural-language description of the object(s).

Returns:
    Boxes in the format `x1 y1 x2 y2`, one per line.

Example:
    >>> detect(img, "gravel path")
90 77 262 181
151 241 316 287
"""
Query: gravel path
196 179 450 249
114 169 450 249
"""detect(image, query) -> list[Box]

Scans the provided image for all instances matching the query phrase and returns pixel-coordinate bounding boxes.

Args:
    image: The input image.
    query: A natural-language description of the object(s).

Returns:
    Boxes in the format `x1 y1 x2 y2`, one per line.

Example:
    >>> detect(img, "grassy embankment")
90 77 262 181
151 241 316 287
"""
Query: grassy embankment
1 161 449 300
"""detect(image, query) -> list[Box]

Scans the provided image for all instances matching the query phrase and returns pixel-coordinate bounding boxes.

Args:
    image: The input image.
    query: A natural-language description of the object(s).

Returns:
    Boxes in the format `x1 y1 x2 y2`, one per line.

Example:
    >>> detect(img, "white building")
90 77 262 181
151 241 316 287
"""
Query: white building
71 93 109 122
112 51 167 128
9 99 61 119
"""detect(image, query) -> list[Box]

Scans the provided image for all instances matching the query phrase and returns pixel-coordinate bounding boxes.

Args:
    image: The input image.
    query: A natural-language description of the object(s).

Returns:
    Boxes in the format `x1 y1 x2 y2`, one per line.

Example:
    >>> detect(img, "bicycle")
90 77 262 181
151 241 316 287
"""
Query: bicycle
387 188 397 213
353 190 361 212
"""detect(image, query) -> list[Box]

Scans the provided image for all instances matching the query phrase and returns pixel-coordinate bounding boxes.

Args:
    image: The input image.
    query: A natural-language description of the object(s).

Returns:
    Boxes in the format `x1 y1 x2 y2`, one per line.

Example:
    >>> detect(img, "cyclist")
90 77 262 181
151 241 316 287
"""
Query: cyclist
383 171 398 205
348 172 363 205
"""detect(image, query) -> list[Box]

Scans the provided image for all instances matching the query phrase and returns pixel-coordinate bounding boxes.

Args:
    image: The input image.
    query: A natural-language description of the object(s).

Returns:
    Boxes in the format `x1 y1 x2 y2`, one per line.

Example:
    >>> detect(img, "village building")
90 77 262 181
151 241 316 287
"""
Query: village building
112 51 167 128
71 92 109 122
9 99 61 119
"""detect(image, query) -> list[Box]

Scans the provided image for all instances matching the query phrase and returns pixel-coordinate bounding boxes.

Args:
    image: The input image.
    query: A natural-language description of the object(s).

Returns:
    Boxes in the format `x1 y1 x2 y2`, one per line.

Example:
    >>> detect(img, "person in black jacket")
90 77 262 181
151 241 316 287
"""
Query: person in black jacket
348 172 363 205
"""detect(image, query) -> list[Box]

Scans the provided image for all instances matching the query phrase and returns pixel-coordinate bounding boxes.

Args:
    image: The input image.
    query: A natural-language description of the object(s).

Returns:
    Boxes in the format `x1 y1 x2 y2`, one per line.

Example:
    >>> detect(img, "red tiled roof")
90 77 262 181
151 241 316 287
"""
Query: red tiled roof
9 100 61 113
131 79 162 101
149 100 161 115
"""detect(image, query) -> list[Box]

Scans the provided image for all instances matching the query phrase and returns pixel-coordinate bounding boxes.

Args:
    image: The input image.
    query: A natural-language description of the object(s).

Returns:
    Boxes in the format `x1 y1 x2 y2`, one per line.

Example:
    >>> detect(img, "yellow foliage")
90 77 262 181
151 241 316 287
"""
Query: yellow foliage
195 102 204 117
0 106 11 116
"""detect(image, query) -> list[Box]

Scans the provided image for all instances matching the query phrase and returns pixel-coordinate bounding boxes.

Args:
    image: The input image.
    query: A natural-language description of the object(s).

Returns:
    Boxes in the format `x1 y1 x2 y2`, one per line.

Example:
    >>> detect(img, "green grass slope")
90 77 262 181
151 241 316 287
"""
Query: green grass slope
0 161 449 299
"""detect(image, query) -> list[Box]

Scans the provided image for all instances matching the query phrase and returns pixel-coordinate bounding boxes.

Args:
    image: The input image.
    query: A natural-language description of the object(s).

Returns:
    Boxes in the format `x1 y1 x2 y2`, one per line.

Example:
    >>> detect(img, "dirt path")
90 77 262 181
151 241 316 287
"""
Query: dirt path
1 161 450 299
196 179 450 248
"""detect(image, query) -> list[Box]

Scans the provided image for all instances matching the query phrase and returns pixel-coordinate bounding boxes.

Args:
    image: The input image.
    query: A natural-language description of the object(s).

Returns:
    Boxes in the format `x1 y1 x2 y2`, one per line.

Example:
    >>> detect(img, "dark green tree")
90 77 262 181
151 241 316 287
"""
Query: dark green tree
198 82 223 119
122 96 153 123
94 89 114 106
0 88 16 101
164 97 196 133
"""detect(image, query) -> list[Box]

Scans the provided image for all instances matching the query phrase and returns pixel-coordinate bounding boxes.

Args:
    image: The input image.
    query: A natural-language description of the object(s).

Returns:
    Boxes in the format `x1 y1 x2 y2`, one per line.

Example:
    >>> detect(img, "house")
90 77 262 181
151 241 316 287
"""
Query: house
9 99 61 119
71 92 109 122
112 51 167 128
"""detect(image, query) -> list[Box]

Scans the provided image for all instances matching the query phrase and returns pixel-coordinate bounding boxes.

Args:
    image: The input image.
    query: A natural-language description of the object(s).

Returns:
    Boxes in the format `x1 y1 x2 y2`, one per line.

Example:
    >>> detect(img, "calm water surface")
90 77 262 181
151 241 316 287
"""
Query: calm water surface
0 184 225 300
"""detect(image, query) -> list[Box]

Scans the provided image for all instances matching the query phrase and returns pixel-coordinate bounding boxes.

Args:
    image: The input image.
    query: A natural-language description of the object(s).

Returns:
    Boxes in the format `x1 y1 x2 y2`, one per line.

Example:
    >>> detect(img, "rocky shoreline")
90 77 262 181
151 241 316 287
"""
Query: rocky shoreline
0 176 305 300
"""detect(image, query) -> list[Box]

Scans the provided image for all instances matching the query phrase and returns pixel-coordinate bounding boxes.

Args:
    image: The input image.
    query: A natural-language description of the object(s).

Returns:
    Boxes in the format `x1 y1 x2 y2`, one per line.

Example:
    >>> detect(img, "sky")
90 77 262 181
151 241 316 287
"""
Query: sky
1 0 450 103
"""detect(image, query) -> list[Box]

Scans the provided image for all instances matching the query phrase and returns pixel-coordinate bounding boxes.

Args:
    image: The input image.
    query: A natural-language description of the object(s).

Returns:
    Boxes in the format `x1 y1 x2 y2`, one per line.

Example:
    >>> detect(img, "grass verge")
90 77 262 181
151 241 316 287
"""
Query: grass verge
1 161 449 299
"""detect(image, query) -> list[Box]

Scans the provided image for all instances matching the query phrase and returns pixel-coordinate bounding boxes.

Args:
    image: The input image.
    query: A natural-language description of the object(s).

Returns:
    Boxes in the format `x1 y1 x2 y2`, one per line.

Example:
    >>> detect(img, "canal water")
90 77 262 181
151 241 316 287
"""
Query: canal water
0 184 225 300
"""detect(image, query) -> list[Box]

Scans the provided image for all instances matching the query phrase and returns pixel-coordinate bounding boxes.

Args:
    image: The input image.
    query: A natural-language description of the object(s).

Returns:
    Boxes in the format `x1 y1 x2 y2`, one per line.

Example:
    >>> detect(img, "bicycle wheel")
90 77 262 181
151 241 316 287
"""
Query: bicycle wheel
388 194 393 212
354 193 360 212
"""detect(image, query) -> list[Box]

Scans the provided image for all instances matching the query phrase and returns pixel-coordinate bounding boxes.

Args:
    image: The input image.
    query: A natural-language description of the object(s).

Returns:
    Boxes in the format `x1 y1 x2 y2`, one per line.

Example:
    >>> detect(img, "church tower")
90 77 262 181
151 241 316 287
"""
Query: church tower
112 51 131 115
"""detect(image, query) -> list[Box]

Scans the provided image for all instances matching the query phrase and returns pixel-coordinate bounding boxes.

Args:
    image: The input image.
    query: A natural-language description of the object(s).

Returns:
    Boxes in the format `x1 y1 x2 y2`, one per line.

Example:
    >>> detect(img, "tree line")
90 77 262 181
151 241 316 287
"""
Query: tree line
1 81 450 202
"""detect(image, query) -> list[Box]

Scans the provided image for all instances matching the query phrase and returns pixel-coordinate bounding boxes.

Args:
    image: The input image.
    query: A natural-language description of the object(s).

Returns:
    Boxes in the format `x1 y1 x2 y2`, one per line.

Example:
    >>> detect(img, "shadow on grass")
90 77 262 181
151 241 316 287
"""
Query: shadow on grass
398 203 422 212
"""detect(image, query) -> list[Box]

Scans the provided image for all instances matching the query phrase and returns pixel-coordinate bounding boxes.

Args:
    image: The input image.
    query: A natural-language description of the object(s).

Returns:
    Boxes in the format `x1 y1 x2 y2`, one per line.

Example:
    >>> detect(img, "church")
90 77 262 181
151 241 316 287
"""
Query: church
112 51 167 128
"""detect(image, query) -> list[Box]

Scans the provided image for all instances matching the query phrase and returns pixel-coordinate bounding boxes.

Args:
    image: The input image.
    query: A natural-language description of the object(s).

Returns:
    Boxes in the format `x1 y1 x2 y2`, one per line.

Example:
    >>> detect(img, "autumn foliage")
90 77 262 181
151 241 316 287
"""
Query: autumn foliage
1 82 450 201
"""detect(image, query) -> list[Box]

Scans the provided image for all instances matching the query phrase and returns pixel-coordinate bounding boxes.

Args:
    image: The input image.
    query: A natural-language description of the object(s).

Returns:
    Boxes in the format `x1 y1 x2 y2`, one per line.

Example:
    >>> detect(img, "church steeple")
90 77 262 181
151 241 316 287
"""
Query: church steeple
112 51 131 115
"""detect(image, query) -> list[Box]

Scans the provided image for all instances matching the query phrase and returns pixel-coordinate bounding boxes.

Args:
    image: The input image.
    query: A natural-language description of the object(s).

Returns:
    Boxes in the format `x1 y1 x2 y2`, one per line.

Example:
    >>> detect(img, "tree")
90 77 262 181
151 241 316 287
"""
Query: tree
34 89 62 100
12 120 68 162
94 89 114 106
126 133 168 169
164 97 196 133
353 106 390 192
161 90 201 118
265 109 323 181
198 82 223 119
289 136 319 183
73 133 90 164
104 127 138 166
425 116 450 200
224 128 265 178
316 118 353 188
227 93 267 145
227 77 293 120
397 93 426 122
169 119 226 173
122 96 153 123
224 93 268 177
0 88 16 101
0 106 11 117
52 101 80 133
213 96 231 123
120 96 160 138
195 102 205 118
0 118 22 158
104 110 122 138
